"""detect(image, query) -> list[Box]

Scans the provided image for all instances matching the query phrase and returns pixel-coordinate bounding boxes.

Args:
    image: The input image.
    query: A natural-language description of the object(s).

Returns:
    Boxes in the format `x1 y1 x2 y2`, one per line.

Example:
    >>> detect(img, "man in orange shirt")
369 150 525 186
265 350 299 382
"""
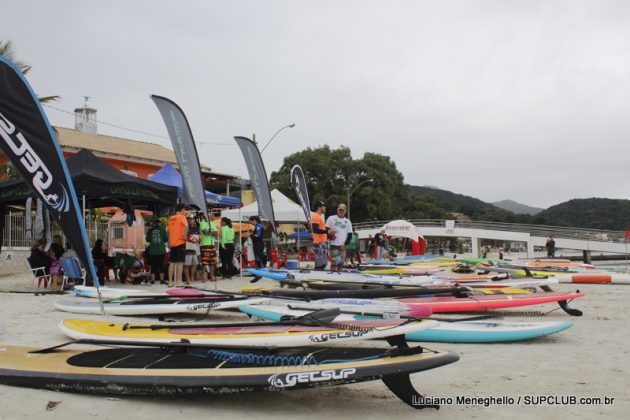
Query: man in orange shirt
311 201 335 270
167 203 188 287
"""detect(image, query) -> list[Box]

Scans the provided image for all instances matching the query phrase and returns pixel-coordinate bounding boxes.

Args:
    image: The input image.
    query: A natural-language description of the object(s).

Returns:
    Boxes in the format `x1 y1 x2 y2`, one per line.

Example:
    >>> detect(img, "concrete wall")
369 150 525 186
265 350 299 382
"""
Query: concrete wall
0 247 30 276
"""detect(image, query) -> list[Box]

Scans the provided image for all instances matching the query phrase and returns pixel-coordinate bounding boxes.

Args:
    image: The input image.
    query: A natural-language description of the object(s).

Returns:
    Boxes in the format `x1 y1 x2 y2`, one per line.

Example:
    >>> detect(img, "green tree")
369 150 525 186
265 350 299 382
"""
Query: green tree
1 40 60 180
0 39 59 103
269 146 444 222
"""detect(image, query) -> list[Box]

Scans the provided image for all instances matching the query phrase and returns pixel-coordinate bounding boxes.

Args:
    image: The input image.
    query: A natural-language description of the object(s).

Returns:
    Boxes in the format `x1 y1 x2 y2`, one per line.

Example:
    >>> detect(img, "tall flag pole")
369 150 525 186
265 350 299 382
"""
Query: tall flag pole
234 136 278 236
151 95 209 219
290 164 311 228
0 56 103 309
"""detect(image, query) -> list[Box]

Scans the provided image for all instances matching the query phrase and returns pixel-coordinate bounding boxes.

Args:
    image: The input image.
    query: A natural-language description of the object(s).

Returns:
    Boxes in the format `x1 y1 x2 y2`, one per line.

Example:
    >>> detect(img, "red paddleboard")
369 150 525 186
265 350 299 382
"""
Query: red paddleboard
399 292 585 313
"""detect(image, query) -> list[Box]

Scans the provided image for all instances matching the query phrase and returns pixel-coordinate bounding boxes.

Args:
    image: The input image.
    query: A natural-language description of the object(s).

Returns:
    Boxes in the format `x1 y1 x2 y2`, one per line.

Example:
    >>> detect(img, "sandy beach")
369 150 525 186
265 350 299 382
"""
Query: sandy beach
0 272 628 419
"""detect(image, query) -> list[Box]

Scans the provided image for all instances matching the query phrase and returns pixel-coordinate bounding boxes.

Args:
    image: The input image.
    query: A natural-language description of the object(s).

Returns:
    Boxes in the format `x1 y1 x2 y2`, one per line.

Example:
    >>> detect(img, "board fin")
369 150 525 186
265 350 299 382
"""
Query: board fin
382 374 438 409
385 334 409 349
297 307 341 324
250 276 262 283
557 299 583 316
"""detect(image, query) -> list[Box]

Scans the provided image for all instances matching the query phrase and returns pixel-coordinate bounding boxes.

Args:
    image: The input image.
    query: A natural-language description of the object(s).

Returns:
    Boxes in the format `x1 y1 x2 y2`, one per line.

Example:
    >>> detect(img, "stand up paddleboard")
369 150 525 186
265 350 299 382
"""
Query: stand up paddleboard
54 296 269 316
240 305 574 343
0 339 458 409
58 316 439 347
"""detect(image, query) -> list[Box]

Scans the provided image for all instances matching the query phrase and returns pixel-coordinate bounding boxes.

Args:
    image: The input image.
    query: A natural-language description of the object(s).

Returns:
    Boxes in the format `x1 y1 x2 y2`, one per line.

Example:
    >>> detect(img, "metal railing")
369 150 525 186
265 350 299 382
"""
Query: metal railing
353 219 627 243
2 212 109 249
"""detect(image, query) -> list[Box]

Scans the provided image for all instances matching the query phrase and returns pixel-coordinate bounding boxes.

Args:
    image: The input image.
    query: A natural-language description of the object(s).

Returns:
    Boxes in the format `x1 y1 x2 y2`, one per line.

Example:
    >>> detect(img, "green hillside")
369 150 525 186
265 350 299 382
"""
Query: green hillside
536 198 630 230
408 185 532 223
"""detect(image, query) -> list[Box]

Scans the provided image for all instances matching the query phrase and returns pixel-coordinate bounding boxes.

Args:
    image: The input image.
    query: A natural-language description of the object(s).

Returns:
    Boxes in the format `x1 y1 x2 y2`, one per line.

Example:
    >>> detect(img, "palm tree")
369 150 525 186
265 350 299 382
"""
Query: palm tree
0 39 59 103
0 40 60 179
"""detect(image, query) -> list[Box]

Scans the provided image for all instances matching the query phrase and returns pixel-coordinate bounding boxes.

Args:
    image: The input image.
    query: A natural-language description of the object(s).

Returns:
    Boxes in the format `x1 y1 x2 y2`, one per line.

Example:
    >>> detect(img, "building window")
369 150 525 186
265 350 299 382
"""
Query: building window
112 226 125 240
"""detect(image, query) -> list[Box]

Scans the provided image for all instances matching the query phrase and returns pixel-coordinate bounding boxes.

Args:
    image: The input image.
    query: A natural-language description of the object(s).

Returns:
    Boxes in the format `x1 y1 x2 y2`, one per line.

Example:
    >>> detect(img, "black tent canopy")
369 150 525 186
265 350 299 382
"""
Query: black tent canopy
0 149 178 208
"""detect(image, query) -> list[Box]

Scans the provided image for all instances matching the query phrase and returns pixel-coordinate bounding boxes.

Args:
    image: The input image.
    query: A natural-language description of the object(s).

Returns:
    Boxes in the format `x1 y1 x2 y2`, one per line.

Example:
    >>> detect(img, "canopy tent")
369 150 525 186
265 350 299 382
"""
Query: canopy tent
221 189 309 223
381 220 424 241
149 163 240 208
381 219 425 256
0 149 179 208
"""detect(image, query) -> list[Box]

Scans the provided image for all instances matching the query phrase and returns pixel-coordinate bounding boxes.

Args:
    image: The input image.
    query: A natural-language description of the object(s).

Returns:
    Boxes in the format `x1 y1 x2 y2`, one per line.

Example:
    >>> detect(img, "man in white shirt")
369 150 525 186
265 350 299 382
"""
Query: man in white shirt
326 203 353 272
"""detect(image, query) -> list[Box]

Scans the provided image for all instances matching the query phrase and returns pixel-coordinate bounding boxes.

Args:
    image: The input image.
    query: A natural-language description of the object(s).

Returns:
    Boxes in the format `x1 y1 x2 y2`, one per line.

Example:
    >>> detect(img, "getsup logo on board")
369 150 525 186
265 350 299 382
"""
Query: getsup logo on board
0 112 69 212
268 368 356 388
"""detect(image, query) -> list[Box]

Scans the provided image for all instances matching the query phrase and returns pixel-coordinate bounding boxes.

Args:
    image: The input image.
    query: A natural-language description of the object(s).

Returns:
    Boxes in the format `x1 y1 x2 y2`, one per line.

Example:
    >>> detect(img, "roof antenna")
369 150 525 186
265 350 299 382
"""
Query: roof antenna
82 95 91 108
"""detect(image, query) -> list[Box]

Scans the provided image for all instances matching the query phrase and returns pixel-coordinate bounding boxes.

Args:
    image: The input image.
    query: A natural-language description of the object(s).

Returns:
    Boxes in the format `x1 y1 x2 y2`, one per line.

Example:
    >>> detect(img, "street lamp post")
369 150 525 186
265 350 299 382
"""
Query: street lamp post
260 123 296 153
346 179 373 219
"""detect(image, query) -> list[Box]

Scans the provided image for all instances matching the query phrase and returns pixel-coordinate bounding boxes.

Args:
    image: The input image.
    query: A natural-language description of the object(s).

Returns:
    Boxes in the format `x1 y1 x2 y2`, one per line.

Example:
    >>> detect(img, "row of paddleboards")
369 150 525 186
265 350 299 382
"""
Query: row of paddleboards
58 286 583 317
58 313 574 345
246 268 560 289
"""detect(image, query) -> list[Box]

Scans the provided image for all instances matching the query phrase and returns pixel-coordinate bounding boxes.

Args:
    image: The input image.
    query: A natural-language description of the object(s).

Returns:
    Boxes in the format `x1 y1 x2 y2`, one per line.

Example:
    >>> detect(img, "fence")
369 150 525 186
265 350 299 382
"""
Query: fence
353 219 627 243
2 212 109 249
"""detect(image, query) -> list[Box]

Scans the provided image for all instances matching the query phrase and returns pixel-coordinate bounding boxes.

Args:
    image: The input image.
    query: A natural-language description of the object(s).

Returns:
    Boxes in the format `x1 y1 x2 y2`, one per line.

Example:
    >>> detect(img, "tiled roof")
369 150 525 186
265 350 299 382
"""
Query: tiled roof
55 126 180 165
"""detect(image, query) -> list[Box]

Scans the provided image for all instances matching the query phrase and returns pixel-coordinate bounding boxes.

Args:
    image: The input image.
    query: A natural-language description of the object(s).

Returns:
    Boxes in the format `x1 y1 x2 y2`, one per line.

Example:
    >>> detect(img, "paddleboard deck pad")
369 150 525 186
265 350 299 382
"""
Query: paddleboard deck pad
0 341 458 409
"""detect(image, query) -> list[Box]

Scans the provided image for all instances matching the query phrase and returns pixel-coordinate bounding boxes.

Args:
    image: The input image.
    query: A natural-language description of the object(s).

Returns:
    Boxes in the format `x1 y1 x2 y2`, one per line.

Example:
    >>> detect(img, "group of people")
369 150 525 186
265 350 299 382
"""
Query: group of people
32 200 364 287
145 203 241 288
28 234 79 291
311 201 356 271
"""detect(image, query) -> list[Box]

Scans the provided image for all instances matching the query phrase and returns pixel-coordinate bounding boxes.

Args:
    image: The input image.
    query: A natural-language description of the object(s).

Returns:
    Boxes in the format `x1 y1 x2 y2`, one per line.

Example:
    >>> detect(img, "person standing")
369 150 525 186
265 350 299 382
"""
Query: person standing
545 235 556 258
91 239 107 284
249 216 265 268
167 204 188 287
311 201 333 270
199 214 218 282
184 214 201 285
219 217 236 278
346 229 360 266
374 229 386 261
145 219 168 284
326 203 353 272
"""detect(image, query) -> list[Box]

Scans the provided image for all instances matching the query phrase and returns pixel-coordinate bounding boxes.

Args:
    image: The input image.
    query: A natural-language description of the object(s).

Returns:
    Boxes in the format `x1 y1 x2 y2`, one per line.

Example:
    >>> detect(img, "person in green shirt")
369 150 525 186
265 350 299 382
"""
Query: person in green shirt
219 217 236 279
145 219 168 284
199 215 218 282
346 229 360 267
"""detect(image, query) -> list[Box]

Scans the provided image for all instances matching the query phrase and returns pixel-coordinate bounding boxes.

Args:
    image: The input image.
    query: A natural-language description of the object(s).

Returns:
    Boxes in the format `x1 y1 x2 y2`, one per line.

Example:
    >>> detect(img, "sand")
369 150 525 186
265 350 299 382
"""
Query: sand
0 272 628 419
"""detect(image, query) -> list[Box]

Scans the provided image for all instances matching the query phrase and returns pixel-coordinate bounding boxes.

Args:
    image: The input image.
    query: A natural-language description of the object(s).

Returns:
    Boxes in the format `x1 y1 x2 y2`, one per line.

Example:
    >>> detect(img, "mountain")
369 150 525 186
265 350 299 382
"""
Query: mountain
492 199 544 215
408 185 531 223
409 186 629 230
536 198 630 230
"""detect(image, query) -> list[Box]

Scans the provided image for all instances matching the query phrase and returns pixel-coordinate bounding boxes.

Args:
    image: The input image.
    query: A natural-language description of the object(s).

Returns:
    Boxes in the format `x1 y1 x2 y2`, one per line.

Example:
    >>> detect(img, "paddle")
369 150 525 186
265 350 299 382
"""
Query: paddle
121 307 347 331
0 290 66 295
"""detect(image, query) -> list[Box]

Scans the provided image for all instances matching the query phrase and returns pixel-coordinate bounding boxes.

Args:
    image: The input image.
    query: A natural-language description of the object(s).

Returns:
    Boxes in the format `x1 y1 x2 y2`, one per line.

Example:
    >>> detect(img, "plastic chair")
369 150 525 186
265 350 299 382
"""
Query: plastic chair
26 259 51 288
60 256 86 287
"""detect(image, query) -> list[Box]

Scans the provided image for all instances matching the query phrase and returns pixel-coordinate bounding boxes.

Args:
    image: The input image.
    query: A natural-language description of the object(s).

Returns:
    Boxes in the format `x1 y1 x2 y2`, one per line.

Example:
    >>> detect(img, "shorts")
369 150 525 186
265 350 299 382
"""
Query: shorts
185 253 199 266
314 242 329 268
200 245 217 266
169 244 186 263
330 245 346 266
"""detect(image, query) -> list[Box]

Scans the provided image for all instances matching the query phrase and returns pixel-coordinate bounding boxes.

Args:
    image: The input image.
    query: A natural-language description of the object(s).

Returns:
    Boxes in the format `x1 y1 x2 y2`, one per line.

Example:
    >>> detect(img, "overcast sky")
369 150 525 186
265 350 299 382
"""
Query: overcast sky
3 0 630 209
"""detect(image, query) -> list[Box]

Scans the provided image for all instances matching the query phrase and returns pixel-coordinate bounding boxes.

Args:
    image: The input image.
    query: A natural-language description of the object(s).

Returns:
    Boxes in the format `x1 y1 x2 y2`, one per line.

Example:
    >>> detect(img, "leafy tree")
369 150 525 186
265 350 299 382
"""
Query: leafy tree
0 39 59 103
269 146 444 222
1 39 60 180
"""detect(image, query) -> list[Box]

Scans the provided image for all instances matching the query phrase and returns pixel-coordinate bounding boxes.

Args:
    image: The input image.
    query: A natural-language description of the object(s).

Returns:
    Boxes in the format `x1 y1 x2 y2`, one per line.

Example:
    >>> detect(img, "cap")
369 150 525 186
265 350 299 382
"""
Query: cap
337 203 347 211
187 213 196 219
316 200 326 208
